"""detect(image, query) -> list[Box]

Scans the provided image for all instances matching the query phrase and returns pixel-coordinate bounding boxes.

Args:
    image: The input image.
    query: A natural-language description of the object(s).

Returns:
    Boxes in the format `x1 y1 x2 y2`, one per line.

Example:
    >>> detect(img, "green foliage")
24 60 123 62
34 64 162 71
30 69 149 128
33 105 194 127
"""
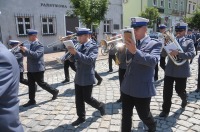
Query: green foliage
139 7 160 28
186 10 200 29
70 0 109 28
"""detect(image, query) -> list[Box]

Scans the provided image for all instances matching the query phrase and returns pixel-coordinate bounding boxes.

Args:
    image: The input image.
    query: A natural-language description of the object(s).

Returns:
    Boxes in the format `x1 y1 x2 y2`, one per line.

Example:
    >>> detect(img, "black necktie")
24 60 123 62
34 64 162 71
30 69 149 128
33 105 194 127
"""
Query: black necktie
136 40 140 47
81 44 84 50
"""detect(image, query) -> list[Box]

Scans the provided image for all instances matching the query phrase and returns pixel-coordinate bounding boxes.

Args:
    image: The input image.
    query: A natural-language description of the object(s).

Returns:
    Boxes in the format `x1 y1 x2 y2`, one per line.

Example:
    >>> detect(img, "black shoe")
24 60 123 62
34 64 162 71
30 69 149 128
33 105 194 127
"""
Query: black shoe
181 100 187 108
159 111 169 117
107 70 113 73
99 103 105 116
71 118 85 126
97 78 103 85
52 90 59 100
195 88 200 92
116 98 122 103
23 100 36 107
61 79 69 83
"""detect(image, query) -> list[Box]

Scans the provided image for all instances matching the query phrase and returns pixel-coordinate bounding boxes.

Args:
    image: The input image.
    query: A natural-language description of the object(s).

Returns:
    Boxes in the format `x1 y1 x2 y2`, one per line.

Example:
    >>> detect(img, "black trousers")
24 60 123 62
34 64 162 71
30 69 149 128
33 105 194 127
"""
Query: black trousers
198 63 200 89
194 43 198 55
75 84 102 119
27 71 58 102
121 92 155 132
154 64 158 80
20 72 28 86
64 60 76 81
118 68 126 99
160 56 166 70
162 75 187 113
109 55 116 70
95 71 102 81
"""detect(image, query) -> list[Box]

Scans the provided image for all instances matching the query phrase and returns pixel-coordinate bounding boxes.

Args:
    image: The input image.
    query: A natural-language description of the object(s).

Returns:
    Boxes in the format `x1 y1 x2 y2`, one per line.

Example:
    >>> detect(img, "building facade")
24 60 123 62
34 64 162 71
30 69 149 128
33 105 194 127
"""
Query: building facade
123 0 148 28
148 0 187 30
0 0 122 53
186 0 200 18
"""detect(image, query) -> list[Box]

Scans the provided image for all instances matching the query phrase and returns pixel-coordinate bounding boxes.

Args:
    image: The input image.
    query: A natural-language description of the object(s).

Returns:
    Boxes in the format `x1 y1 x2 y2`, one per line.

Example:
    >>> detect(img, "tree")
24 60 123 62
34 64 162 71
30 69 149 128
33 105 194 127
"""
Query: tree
185 10 200 29
139 7 160 29
70 0 109 28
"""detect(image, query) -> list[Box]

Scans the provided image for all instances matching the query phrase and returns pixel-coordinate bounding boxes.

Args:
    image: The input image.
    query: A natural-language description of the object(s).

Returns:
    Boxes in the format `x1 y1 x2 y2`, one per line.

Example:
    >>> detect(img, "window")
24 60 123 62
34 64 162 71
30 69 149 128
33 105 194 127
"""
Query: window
104 20 112 33
193 4 196 11
188 3 191 13
160 0 164 7
41 17 56 35
175 0 178 10
168 0 172 9
16 17 31 36
153 0 157 6
180 0 183 11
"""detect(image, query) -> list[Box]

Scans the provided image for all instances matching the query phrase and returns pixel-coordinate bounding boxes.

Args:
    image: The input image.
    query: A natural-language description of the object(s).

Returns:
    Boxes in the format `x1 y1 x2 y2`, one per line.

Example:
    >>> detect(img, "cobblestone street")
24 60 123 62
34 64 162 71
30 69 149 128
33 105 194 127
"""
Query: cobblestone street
19 54 200 132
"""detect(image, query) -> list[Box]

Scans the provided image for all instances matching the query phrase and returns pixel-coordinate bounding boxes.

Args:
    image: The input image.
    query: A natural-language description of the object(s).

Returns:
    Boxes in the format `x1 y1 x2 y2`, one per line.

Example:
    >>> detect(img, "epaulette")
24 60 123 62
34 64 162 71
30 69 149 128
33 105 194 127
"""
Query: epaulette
150 38 159 42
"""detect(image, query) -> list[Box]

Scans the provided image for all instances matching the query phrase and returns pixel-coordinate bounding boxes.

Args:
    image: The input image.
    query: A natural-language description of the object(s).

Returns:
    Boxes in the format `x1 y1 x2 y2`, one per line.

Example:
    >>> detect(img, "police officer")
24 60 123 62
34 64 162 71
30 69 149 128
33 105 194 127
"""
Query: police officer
186 29 196 64
159 22 195 117
89 31 103 85
158 24 167 70
121 17 162 132
20 29 59 107
0 42 24 132
61 31 77 83
194 29 200 55
115 44 126 103
68 28 105 126
9 40 29 86
154 24 167 81
108 32 117 72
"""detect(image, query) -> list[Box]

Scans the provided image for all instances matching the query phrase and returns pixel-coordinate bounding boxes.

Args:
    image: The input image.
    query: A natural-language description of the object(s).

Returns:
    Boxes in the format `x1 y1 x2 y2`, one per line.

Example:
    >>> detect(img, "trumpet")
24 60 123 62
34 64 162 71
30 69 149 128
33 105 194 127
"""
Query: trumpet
100 34 123 51
47 34 77 48
9 40 29 53
56 42 80 64
163 30 187 66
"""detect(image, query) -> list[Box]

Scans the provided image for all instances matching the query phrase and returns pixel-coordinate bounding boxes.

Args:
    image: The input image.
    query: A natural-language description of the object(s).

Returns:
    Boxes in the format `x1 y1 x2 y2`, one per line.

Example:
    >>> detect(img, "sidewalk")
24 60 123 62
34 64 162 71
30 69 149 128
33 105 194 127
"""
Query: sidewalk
23 48 108 72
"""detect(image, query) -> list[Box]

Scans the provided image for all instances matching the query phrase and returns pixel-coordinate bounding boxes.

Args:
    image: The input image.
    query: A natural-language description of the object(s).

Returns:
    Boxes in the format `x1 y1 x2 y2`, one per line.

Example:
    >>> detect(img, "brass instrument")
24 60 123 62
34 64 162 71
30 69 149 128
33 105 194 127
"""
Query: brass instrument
163 30 187 66
100 34 123 52
47 34 77 48
56 42 80 64
9 40 29 53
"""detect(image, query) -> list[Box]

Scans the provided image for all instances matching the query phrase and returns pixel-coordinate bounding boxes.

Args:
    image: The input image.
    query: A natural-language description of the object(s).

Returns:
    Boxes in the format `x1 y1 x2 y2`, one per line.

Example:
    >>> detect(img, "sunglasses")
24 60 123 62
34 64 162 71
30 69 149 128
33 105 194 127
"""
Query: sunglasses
175 29 185 32
133 26 143 30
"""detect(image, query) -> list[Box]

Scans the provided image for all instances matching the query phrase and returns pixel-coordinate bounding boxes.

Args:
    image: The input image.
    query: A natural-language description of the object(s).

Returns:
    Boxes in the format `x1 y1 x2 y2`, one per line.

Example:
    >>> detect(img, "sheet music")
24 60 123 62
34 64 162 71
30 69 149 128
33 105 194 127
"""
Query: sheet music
163 43 178 53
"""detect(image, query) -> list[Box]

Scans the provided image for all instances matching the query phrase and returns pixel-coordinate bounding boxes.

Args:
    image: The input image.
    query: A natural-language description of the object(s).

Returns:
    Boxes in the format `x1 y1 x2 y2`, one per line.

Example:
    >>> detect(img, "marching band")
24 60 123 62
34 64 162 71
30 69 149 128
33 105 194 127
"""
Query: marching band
1 15 200 131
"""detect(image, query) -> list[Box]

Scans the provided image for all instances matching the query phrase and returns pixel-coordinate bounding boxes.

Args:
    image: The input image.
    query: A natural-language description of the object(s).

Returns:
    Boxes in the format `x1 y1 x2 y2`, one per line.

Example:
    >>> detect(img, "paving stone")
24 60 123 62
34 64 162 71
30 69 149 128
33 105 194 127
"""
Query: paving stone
18 58 200 132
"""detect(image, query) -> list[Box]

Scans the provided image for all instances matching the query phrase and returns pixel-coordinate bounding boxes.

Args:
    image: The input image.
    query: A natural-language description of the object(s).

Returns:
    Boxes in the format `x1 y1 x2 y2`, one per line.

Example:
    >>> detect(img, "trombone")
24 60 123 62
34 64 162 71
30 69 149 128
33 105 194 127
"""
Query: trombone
47 33 77 48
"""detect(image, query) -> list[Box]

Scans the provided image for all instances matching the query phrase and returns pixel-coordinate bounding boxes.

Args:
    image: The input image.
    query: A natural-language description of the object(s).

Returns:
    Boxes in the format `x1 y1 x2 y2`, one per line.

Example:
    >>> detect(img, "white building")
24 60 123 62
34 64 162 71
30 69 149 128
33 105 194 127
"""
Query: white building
0 0 122 53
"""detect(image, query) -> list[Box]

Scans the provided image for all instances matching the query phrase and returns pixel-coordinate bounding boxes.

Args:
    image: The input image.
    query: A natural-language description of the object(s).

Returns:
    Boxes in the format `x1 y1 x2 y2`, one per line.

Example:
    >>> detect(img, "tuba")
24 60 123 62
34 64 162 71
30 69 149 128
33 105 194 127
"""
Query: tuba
163 30 187 66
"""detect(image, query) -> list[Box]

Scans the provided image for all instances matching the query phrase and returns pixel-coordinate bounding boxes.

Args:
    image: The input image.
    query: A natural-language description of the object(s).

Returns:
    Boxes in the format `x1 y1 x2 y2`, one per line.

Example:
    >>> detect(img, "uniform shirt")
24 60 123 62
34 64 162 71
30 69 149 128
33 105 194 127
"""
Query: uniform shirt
24 40 45 72
0 44 24 132
109 42 117 55
116 48 126 69
121 36 162 98
164 37 195 78
11 49 24 72
74 40 98 86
